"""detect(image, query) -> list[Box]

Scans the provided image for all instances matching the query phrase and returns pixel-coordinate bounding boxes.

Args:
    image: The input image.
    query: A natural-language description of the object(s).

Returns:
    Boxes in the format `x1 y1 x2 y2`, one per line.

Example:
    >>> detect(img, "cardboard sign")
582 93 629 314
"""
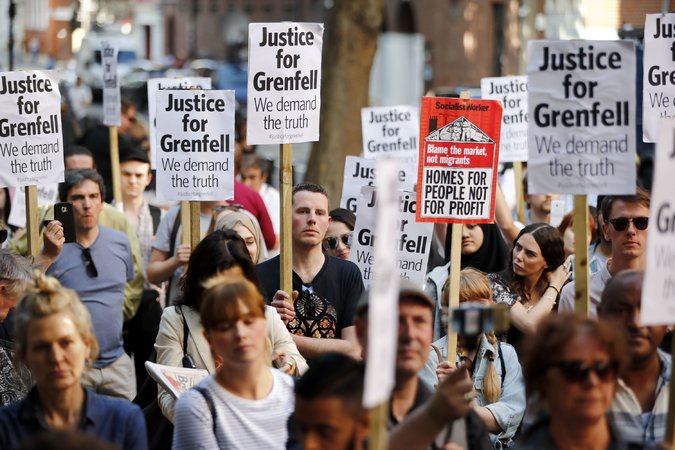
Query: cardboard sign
101 41 121 127
350 186 433 289
642 121 675 325
0 70 64 188
155 89 235 201
363 159 400 408
147 77 211 169
361 105 419 161
643 13 675 143
527 40 636 194
8 183 58 228
246 22 323 145
415 97 502 224
340 156 416 214
481 75 528 162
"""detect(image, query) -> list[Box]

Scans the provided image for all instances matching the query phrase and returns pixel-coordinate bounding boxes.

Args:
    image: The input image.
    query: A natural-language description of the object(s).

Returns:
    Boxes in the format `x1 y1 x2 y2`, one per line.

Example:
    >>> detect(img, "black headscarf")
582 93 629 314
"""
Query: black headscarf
443 223 509 273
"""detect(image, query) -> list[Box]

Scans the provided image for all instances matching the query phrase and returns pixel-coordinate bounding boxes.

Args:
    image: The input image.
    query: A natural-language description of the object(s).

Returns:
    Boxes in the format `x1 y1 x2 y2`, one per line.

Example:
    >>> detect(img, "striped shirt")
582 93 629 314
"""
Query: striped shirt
610 349 671 446
172 370 294 450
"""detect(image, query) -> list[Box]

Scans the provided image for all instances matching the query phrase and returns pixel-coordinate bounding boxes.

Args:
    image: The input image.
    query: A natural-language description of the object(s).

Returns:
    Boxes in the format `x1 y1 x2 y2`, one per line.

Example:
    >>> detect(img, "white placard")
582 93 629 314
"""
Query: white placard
527 40 636 195
340 156 416 214
101 41 121 127
350 186 433 290
363 159 400 409
246 22 323 145
155 89 235 201
0 70 64 188
643 13 675 143
642 121 675 325
481 76 528 162
361 105 419 161
8 183 58 228
147 77 211 169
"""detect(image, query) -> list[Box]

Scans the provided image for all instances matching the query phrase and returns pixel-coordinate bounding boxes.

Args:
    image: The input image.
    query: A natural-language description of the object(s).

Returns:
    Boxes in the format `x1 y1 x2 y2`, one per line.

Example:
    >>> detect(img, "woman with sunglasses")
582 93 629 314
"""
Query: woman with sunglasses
323 208 356 260
514 314 633 450
487 223 570 356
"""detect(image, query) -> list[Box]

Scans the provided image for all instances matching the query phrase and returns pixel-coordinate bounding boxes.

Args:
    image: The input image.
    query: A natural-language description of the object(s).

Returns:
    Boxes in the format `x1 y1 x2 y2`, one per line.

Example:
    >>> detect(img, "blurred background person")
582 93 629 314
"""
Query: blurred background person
556 209 597 259
0 274 146 450
240 154 280 248
324 208 356 261
515 314 627 450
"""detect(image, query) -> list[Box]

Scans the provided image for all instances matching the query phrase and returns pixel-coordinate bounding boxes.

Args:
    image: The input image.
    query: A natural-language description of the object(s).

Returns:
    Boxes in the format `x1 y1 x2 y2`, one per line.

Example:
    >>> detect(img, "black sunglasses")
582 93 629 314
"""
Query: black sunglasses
324 233 352 250
607 217 649 232
0 228 7 244
81 248 99 278
549 360 619 383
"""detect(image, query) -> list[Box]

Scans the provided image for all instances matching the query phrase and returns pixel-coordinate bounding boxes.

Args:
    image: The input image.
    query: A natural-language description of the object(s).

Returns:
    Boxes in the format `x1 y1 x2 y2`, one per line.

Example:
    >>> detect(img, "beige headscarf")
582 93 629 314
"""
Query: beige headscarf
213 210 267 263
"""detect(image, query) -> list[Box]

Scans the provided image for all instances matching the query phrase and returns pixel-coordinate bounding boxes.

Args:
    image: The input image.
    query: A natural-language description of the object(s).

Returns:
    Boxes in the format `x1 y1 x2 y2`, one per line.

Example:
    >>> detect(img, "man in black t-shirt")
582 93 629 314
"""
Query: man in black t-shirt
257 182 363 360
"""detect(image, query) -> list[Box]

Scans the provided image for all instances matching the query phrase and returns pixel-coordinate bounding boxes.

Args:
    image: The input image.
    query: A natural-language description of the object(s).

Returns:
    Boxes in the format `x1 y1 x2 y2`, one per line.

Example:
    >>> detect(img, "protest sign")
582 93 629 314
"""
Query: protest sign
155 89 235 201
415 97 502 224
361 105 419 161
643 13 675 143
481 76 528 162
0 70 64 188
642 121 675 325
350 186 433 289
363 159 400 410
340 156 416 214
147 77 211 168
527 40 636 194
101 41 121 127
246 22 323 144
8 184 58 228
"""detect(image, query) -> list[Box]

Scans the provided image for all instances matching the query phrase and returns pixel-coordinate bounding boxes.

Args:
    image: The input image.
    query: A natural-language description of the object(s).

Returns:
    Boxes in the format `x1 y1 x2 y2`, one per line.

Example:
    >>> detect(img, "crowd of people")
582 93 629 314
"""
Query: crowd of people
0 91 668 450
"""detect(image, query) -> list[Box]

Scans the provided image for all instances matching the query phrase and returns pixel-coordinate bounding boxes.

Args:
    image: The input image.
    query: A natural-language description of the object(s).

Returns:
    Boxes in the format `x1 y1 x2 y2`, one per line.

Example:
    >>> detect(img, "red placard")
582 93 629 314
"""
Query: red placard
416 97 502 224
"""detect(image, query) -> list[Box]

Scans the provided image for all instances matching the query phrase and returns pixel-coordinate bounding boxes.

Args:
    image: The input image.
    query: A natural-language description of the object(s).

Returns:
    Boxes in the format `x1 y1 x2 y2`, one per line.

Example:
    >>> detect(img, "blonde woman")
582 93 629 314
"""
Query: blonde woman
420 268 526 449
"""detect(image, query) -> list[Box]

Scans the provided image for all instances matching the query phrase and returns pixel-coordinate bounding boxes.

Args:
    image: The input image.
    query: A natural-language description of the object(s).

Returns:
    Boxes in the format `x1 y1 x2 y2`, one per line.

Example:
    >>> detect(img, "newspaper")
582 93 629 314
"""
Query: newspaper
145 361 209 399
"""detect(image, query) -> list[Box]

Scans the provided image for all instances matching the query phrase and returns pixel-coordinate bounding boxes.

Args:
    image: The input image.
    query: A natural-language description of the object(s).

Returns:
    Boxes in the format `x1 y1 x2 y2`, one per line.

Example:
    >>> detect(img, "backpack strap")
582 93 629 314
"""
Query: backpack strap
193 385 217 438
149 204 162 234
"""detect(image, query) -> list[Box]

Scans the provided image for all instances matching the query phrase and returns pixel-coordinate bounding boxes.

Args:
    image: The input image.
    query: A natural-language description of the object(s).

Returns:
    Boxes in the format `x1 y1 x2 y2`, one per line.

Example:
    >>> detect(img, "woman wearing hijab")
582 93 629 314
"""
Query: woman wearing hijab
424 223 510 340
212 209 267 264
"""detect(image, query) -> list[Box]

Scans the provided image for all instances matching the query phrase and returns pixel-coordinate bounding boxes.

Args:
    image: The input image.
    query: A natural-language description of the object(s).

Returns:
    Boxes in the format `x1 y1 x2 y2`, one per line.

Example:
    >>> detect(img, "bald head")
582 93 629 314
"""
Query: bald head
598 269 643 315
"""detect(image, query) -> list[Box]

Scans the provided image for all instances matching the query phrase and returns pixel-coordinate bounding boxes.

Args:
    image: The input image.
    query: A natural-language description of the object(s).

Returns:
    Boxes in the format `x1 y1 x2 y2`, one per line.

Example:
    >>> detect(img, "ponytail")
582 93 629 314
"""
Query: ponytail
481 331 502 404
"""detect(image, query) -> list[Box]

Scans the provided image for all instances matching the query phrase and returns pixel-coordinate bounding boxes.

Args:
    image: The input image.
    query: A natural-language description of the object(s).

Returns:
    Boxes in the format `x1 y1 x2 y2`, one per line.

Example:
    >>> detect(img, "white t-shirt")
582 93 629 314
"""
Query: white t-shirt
259 183 280 234
558 261 612 318
173 370 294 450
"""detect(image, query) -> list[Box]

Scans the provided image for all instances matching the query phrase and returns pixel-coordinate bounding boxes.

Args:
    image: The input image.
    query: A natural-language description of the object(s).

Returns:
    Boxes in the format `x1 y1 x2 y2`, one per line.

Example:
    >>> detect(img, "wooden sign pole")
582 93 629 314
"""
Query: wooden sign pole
109 126 122 207
180 200 191 268
25 185 39 256
573 195 589 316
514 161 525 224
189 201 200 249
369 401 390 450
280 143 293 300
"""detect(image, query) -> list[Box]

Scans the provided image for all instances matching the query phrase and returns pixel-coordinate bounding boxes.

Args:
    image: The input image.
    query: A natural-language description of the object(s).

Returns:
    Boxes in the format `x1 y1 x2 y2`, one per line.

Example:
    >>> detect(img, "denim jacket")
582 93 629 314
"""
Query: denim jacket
420 334 526 449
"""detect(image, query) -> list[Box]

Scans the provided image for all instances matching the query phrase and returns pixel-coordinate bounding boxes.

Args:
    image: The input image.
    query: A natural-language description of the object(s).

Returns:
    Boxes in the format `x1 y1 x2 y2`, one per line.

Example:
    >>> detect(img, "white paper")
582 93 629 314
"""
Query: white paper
643 13 675 142
527 40 636 195
363 159 400 409
8 184 58 228
246 22 323 145
349 186 432 289
481 75 529 162
101 41 121 127
642 120 675 325
0 70 65 188
361 105 419 162
145 361 209 399
340 156 416 214
147 77 211 169
155 89 235 201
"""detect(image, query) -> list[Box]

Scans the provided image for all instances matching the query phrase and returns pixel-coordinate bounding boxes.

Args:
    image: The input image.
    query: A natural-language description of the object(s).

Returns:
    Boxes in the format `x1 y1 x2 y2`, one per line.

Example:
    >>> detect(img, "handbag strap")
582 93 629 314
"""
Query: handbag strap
177 305 190 357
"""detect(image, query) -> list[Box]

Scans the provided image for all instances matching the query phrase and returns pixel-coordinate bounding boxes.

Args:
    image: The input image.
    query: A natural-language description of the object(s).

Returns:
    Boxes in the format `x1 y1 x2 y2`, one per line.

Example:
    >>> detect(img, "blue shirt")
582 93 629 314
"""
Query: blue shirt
47 226 134 367
0 387 147 450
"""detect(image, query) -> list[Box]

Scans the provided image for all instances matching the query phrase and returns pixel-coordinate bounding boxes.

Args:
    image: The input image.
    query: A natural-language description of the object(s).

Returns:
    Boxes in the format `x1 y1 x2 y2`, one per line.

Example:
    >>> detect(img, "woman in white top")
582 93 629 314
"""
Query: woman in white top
172 274 295 450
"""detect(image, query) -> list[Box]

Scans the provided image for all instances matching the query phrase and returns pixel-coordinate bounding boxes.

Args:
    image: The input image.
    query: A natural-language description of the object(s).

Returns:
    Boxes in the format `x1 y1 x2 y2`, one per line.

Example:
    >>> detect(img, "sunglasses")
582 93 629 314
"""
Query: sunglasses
81 248 99 278
0 228 7 244
606 217 648 231
324 233 352 250
549 360 619 383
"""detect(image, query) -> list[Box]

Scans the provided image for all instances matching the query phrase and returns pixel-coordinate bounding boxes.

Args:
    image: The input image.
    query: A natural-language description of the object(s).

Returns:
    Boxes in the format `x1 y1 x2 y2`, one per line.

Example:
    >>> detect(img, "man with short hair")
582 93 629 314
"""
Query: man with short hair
294 353 369 450
43 169 136 400
522 174 560 224
355 281 492 450
257 182 363 359
598 270 670 447
64 145 96 170
559 187 650 317
240 153 280 242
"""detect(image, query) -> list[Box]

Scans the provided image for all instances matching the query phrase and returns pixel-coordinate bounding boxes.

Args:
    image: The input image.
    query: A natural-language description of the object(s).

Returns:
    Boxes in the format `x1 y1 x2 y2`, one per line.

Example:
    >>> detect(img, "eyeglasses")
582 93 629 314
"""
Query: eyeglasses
81 248 99 277
607 217 649 231
0 228 7 244
324 233 352 250
549 360 619 383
